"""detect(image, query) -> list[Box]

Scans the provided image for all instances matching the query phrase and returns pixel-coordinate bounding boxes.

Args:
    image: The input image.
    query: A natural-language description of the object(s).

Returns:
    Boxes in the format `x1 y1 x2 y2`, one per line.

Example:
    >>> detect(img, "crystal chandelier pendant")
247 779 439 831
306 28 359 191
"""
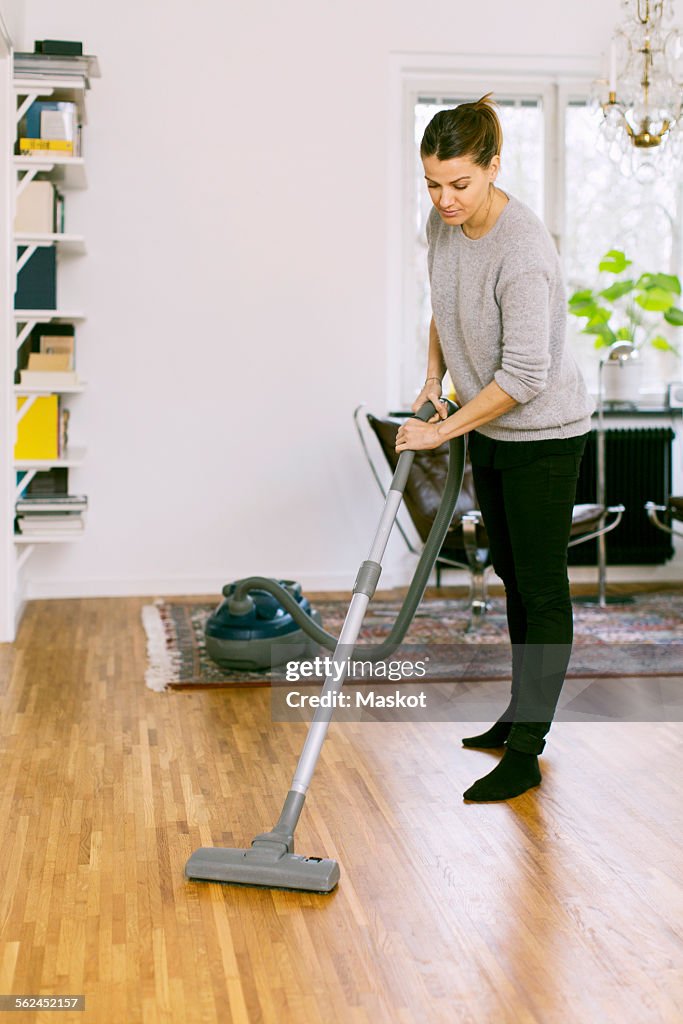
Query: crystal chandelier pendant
596 0 683 176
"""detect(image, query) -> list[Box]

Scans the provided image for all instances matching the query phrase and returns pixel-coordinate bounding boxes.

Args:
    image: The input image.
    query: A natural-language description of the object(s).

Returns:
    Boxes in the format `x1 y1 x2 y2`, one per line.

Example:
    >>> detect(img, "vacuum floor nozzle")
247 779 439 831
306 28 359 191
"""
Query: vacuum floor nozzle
185 845 340 894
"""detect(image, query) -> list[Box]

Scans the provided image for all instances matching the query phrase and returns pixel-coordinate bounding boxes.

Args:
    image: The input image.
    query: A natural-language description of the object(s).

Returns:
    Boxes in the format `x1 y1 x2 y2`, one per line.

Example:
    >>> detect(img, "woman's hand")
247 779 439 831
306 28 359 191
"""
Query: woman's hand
395 417 444 453
411 379 449 423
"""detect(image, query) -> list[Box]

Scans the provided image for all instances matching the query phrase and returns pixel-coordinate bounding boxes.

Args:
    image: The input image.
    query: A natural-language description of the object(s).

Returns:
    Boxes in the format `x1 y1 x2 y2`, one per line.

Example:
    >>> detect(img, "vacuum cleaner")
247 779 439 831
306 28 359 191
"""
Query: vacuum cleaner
185 399 465 893
205 579 322 671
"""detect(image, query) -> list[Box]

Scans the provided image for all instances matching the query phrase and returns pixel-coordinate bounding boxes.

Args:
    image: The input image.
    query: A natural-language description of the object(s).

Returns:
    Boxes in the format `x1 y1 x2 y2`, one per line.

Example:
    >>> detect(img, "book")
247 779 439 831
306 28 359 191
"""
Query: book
14 394 59 460
25 101 77 141
15 245 57 310
17 99 81 158
28 352 71 371
16 508 86 517
34 41 84 57
55 190 65 233
19 138 74 155
16 495 87 512
18 511 84 521
24 468 69 495
19 370 80 389
38 325 75 367
18 531 84 537
14 52 101 81
17 517 84 533
15 325 75 385
18 510 84 521
14 54 99 95
60 407 70 454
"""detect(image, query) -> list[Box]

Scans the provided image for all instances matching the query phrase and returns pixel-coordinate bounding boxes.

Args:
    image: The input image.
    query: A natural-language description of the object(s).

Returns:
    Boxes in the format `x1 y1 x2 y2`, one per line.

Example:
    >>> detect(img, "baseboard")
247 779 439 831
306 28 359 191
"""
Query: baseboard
21 567 436 600
20 560 683 602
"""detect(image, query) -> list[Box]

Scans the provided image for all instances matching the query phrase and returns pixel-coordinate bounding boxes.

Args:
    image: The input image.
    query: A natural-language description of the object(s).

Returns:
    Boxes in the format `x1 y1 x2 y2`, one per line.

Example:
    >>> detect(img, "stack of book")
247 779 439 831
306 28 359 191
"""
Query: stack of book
15 46 101 159
15 494 88 537
17 99 81 158
19 352 81 390
16 324 76 385
14 50 101 88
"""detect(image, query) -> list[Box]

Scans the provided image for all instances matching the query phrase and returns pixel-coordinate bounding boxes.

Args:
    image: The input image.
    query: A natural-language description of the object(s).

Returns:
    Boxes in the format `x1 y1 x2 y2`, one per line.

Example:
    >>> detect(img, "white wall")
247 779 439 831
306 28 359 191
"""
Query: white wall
0 0 23 49
0 7 17 640
16 0 664 601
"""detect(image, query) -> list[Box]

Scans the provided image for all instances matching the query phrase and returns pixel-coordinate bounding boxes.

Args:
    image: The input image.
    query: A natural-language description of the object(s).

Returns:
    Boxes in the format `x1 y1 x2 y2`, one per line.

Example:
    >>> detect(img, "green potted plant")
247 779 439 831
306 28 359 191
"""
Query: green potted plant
568 249 683 403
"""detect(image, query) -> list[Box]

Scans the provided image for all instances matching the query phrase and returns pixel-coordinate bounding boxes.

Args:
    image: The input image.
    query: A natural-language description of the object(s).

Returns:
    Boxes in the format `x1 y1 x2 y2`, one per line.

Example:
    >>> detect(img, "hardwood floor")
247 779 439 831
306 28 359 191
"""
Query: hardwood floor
1 594 682 1023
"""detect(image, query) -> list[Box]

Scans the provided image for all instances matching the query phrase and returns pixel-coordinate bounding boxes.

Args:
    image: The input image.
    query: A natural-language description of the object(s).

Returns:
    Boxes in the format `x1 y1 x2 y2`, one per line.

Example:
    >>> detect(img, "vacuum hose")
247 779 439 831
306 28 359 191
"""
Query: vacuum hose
229 398 465 663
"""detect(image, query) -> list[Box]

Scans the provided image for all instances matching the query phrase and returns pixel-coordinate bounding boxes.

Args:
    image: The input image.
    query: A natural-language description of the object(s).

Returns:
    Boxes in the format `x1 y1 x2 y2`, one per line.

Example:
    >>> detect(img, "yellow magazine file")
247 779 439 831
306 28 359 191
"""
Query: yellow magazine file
15 395 60 460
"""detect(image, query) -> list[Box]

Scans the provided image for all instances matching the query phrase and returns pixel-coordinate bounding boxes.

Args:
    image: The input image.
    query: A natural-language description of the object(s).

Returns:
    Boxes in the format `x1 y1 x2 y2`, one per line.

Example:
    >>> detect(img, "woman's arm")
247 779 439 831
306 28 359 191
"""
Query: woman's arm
426 317 463 404
396 380 517 451
410 317 451 422
426 316 447 382
435 381 517 441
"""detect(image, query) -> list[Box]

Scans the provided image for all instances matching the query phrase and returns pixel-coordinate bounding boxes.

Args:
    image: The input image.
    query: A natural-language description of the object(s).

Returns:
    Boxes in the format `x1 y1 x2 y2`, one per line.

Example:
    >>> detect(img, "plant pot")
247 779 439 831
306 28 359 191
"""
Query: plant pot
601 351 641 405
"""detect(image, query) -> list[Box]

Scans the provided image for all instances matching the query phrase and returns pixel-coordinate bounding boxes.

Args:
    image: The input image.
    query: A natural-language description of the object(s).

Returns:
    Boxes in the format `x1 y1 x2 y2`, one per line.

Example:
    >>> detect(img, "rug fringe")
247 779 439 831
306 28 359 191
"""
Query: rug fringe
142 600 182 691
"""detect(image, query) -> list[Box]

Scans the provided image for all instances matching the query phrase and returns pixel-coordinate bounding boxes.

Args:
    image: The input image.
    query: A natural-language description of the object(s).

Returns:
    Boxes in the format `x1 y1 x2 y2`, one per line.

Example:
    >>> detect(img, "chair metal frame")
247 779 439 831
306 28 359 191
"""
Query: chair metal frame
567 505 625 547
644 501 683 539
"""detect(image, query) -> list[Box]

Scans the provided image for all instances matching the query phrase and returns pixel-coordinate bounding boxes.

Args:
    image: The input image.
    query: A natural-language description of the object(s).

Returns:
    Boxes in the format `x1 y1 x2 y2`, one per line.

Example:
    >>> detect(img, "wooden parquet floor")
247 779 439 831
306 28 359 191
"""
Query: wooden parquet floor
0 594 682 1023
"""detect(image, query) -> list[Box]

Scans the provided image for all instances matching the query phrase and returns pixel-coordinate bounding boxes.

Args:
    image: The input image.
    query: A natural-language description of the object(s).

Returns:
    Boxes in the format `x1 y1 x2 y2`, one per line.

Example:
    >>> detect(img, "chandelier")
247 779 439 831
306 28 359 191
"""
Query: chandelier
594 0 683 181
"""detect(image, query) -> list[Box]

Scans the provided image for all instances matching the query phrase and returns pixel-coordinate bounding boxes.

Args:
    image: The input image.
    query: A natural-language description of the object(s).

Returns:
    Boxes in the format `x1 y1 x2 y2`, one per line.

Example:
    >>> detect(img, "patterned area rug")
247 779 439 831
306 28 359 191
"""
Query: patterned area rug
142 592 683 691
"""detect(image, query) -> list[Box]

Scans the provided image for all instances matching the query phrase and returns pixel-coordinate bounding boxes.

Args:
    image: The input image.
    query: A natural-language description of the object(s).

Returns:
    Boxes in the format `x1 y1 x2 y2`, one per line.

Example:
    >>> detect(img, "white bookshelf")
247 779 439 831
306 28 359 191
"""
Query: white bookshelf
14 309 85 320
15 232 87 254
14 382 87 395
14 155 87 190
13 76 89 123
0 50 99 641
14 533 84 545
14 445 88 470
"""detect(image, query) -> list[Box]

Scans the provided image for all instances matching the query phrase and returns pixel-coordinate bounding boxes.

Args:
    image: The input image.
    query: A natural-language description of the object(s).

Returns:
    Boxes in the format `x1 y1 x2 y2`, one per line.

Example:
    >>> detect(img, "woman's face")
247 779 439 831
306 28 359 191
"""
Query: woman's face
422 152 500 227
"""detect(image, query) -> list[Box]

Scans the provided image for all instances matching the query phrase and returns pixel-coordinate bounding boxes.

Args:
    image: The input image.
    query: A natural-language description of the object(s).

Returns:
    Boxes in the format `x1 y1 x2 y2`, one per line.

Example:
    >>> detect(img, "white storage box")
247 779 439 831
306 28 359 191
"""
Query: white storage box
14 180 55 233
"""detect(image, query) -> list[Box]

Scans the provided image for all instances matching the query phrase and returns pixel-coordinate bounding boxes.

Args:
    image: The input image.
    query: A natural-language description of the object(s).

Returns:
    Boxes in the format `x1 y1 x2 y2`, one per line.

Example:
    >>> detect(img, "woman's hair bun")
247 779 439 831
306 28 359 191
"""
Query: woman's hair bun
421 91 503 166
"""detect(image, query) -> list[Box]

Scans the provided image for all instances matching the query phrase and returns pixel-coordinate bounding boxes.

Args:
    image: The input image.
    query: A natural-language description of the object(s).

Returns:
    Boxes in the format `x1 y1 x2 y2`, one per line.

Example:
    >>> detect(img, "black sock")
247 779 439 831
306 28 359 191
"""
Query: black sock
463 748 541 802
461 719 511 748
462 700 517 748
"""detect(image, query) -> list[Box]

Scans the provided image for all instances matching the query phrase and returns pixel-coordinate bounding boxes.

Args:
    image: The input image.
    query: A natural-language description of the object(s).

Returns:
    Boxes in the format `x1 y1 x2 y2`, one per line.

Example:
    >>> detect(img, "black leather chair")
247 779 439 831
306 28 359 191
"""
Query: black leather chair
354 407 491 627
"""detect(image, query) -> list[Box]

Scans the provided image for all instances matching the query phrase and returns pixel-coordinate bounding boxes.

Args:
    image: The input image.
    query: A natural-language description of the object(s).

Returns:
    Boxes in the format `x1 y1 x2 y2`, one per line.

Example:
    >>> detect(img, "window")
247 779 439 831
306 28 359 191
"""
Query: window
398 72 683 406
564 101 680 289
564 98 683 390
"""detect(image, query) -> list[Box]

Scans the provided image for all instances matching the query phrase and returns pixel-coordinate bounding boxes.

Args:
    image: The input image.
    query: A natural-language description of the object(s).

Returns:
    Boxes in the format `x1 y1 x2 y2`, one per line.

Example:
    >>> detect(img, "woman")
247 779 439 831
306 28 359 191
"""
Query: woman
395 94 594 803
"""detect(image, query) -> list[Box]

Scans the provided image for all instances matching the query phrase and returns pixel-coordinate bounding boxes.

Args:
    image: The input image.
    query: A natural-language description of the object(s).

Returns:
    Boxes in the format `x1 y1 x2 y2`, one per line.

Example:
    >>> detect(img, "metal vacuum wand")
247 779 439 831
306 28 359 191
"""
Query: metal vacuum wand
185 399 465 892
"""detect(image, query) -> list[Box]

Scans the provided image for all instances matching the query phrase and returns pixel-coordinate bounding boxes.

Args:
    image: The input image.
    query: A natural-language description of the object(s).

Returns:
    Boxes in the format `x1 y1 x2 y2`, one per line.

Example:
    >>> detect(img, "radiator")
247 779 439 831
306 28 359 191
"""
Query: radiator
567 427 675 566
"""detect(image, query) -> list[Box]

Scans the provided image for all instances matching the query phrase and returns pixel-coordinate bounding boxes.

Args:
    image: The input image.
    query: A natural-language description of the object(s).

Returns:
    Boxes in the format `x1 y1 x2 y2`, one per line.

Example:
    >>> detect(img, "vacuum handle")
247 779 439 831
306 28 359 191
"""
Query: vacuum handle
390 396 456 494
413 396 457 422
413 399 439 422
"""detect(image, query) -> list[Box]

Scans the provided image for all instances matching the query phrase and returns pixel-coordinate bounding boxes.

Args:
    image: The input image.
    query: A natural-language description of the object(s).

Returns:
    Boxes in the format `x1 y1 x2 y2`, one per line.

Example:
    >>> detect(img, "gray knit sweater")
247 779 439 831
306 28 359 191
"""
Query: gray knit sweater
426 193 595 440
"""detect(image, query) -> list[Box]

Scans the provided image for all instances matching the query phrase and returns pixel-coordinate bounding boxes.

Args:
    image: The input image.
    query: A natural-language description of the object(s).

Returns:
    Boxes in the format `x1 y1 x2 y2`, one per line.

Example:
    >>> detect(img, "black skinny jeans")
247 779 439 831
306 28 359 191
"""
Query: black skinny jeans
468 429 589 755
